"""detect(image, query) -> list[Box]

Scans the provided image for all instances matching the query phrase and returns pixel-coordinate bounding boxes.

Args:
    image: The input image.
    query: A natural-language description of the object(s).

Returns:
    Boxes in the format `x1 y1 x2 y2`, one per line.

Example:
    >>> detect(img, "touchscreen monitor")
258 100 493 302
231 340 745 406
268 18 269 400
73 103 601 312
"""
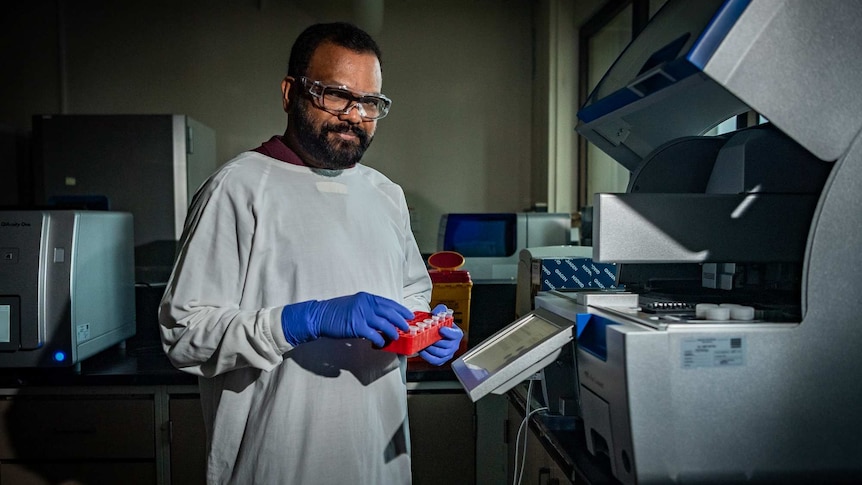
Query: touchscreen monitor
452 307 574 402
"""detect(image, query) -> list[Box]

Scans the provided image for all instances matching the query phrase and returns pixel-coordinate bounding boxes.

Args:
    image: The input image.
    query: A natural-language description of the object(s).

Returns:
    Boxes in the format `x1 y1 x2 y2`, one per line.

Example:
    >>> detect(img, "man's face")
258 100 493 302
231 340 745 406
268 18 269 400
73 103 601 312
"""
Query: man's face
289 95 372 169
283 43 383 169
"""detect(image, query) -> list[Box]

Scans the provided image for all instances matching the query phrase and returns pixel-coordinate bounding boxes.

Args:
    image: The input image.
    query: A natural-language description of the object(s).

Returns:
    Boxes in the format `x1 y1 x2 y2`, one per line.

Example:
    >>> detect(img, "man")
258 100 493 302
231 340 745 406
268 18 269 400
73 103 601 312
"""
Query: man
159 22 463 484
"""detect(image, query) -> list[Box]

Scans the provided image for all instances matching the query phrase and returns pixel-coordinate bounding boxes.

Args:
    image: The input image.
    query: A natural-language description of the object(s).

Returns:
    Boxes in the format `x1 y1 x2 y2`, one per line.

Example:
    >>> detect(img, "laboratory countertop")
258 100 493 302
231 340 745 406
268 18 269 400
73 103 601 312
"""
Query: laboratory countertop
0 342 459 389
508 384 619 485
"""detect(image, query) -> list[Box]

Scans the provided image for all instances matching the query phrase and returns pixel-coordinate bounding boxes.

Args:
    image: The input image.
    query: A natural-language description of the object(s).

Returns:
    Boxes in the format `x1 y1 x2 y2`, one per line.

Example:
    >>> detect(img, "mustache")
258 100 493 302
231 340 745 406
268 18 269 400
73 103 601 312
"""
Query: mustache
323 123 368 141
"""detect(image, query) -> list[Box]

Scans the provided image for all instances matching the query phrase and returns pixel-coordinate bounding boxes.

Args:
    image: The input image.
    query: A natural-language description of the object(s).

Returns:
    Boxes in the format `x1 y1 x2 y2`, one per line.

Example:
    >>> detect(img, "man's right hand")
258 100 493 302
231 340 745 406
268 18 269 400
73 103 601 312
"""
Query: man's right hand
281 292 413 347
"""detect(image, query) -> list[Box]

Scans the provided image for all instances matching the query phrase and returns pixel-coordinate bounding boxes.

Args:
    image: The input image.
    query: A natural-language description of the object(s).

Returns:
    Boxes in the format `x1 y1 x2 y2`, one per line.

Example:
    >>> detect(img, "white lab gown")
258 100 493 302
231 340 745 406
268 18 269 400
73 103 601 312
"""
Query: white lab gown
159 151 432 484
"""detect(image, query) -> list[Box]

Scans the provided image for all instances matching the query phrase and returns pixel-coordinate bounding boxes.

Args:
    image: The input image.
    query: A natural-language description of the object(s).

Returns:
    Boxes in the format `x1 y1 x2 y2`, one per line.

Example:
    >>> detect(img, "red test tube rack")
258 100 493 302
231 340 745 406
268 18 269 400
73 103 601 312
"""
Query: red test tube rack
381 309 454 355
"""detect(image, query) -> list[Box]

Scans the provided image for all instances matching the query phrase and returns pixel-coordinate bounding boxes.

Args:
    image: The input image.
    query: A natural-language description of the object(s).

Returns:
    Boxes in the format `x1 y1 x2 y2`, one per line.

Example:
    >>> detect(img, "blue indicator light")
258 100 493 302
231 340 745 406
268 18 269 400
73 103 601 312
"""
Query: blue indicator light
53 350 67 362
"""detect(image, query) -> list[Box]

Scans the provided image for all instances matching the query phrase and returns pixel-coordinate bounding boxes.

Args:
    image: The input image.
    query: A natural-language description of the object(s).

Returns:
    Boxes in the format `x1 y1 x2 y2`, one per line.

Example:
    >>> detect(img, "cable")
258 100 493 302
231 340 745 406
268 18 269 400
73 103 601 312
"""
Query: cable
512 379 548 485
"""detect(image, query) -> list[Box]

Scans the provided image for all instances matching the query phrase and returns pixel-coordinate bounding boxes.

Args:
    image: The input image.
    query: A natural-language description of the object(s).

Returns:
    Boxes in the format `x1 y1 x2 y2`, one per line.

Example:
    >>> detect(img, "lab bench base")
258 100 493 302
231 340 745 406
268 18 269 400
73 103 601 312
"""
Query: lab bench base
0 383 479 485
0 345 479 485
507 385 619 485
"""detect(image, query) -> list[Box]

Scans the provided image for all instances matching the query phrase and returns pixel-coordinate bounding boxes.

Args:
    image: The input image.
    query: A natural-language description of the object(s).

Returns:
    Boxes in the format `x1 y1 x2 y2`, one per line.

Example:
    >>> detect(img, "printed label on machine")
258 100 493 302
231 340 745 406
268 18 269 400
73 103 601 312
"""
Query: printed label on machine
76 323 91 342
681 336 745 369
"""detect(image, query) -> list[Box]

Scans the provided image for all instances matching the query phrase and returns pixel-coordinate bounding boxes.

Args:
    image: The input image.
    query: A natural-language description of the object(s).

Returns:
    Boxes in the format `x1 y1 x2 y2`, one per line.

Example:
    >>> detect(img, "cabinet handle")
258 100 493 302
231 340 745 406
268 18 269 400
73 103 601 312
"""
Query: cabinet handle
538 467 550 485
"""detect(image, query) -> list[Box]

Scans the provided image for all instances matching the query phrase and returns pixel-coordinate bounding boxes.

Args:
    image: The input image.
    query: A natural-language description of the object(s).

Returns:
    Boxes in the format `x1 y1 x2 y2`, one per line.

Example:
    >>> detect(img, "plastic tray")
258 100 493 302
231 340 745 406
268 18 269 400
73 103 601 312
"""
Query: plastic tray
381 311 453 355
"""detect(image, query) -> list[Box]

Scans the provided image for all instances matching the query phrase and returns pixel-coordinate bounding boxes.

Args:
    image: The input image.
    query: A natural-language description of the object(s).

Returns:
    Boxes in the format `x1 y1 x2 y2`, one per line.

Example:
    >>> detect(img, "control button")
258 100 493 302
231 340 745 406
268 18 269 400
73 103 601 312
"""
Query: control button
1 248 18 264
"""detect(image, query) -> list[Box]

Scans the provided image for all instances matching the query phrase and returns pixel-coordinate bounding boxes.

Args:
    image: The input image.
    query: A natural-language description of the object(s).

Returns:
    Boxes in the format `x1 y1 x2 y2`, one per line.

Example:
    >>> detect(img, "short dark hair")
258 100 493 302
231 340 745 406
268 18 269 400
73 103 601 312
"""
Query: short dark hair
287 22 383 78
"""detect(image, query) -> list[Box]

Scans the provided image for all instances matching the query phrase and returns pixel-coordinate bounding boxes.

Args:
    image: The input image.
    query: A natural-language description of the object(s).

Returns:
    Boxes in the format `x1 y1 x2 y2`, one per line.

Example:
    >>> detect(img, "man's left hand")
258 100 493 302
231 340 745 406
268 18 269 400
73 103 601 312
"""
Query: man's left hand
419 319 464 366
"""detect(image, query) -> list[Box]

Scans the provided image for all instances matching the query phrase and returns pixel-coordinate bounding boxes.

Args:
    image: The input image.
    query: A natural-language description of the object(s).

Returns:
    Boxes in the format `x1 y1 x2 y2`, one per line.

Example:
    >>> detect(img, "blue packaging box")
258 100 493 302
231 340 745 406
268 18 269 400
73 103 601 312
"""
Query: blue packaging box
531 257 618 291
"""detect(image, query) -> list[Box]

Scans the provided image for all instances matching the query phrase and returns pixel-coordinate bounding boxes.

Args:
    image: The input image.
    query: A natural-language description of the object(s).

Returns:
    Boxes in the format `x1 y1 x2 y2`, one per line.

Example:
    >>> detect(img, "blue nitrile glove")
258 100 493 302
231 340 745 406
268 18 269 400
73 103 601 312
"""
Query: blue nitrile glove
420 304 464 366
431 303 448 315
281 292 413 348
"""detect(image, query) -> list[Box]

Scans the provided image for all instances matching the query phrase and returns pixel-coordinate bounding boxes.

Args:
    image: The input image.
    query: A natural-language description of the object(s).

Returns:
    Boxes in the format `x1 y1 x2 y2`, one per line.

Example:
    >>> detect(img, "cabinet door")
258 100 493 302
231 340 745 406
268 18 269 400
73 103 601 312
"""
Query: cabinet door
407 392 475 485
0 462 156 485
169 394 207 485
507 401 572 485
0 396 154 459
508 403 546 485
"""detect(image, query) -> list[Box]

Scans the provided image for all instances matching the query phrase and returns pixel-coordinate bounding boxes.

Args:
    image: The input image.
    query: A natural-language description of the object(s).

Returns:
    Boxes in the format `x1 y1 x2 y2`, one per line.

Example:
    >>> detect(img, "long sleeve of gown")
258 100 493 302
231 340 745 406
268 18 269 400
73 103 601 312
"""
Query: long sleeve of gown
159 163 289 377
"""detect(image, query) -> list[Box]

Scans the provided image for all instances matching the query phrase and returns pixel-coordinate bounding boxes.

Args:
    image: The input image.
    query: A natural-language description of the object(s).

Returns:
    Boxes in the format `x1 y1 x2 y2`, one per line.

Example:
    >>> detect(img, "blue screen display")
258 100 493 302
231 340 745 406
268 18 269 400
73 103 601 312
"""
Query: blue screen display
443 213 517 257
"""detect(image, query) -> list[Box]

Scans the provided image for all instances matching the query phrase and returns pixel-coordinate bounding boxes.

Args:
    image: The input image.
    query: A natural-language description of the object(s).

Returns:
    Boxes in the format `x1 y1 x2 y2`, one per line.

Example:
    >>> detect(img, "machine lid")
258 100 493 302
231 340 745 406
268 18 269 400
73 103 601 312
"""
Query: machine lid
577 0 750 172
578 0 862 169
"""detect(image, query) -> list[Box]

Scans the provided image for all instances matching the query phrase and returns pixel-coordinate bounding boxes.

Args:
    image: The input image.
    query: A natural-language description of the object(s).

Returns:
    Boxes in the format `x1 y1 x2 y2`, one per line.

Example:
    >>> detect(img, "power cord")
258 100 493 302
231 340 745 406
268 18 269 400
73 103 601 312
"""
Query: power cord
512 379 548 485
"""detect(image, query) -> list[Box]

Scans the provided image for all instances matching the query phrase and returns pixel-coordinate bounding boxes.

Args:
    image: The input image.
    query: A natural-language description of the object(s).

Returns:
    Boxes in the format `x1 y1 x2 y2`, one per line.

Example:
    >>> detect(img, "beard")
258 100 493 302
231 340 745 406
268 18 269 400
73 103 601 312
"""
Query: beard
290 101 373 169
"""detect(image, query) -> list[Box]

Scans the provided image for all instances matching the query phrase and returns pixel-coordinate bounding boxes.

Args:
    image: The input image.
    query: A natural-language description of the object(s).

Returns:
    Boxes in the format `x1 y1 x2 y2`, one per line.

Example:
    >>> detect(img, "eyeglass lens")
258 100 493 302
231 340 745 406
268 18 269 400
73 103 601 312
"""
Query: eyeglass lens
321 87 387 119
301 78 389 119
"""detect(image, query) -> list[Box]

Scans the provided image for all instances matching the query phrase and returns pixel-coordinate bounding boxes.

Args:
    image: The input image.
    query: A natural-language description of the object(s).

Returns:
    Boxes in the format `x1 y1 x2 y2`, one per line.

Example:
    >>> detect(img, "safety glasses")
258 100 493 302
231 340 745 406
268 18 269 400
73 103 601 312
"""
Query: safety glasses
298 77 392 120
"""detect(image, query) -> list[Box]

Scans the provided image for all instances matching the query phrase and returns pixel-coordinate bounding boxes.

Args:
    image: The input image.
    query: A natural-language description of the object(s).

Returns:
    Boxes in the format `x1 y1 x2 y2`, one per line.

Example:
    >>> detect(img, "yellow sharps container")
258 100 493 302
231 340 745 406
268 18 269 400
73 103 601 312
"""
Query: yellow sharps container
427 251 473 356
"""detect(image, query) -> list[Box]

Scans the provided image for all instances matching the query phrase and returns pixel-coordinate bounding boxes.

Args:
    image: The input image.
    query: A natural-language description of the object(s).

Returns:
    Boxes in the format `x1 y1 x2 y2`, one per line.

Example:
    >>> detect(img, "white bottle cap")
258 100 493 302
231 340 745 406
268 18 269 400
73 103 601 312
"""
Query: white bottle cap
695 303 718 318
705 306 731 321
729 305 755 320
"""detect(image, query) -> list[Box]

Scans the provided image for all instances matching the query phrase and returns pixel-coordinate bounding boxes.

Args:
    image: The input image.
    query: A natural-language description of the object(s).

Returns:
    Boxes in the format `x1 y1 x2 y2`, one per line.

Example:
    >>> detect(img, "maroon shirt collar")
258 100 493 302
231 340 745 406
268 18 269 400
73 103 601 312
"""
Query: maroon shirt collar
252 135 357 169
252 136 306 166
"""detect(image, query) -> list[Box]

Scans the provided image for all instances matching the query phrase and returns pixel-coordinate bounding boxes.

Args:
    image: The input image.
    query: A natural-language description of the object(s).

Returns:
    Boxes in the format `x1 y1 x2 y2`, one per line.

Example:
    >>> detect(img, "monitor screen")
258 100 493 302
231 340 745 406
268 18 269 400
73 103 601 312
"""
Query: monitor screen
462 316 561 376
0 297 18 350
0 304 9 343
452 307 574 402
441 213 517 257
